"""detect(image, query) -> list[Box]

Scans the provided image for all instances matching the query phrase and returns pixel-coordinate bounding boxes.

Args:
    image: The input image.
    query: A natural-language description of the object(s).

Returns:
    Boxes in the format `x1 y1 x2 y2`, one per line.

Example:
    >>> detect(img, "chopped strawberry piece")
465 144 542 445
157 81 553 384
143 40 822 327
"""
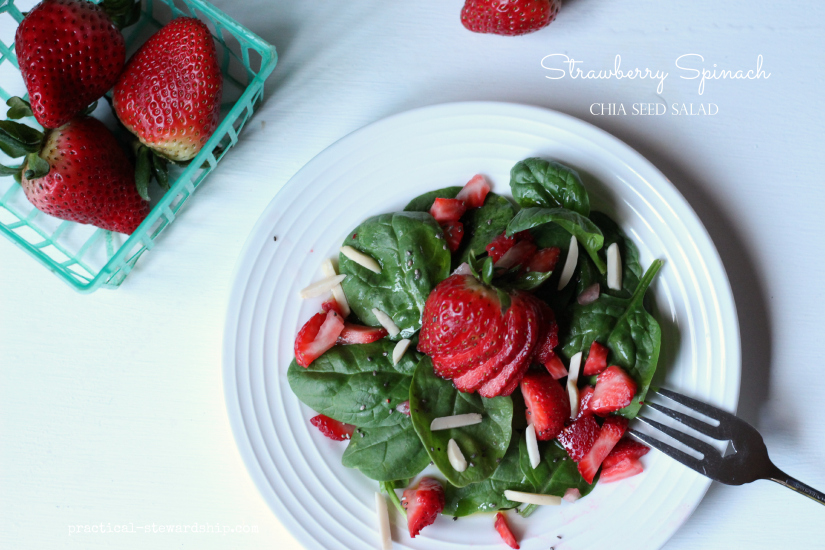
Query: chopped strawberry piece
590 366 637 415
600 457 645 483
486 232 516 263
583 341 609 376
577 385 595 418
396 400 411 416
309 414 354 441
402 477 445 538
563 488 581 502
533 302 561 376
520 371 569 440
557 415 600 463
337 323 388 345
294 310 345 367
577 416 628 483
441 220 464 252
495 240 537 270
602 438 650 470
513 230 534 243
543 353 568 379
494 512 520 549
526 247 561 273
456 174 491 208
321 298 344 317
430 197 467 223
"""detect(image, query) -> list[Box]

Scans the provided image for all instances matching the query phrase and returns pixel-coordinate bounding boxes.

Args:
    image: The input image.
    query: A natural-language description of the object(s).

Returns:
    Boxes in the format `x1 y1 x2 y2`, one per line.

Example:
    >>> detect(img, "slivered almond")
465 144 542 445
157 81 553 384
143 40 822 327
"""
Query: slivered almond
392 339 411 365
447 439 467 472
321 258 351 317
567 380 580 420
503 490 562 506
607 242 622 291
374 492 392 550
430 413 482 431
525 424 541 469
372 308 400 337
557 235 578 290
299 274 347 299
341 245 381 274
568 351 583 383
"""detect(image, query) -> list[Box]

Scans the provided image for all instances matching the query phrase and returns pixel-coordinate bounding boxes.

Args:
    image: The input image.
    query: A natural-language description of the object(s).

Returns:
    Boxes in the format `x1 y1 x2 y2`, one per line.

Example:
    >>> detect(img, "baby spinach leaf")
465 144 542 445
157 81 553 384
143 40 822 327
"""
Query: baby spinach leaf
442 437 530 517
380 479 410 517
454 193 516 268
404 186 462 212
586 212 643 298
560 294 630 360
518 436 597 518
507 207 606 273
409 358 513 488
343 420 430 482
510 158 590 216
339 212 451 338
500 270 553 291
608 260 663 418
287 341 420 428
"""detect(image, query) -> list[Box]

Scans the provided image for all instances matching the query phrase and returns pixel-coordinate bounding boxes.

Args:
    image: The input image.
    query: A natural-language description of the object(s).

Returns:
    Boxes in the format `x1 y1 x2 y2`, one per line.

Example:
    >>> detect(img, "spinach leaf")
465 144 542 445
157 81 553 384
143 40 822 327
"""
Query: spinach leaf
506 207 606 273
287 341 420 428
585 212 643 298
409 358 513 488
380 479 410 516
560 294 630 360
454 193 516 268
343 420 430 482
510 158 590 216
339 212 451 338
608 260 663 418
518 436 596 518
500 270 553 291
404 186 462 212
442 437 530 517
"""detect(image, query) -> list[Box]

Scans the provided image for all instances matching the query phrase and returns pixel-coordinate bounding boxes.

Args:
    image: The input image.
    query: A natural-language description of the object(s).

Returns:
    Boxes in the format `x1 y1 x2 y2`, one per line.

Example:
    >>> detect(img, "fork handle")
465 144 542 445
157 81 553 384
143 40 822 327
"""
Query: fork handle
770 470 825 506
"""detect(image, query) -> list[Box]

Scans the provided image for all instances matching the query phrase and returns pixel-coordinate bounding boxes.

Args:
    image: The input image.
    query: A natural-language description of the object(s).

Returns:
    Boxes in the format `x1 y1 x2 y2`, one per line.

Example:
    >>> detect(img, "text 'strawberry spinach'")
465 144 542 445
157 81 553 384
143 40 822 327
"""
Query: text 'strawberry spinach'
287 341 420 428
510 158 591 216
339 212 451 339
409 358 513 488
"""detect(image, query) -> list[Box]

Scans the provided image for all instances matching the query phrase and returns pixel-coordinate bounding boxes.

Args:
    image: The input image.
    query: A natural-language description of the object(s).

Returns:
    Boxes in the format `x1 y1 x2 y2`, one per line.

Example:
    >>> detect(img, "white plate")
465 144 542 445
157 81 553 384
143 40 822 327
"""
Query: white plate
223 102 740 550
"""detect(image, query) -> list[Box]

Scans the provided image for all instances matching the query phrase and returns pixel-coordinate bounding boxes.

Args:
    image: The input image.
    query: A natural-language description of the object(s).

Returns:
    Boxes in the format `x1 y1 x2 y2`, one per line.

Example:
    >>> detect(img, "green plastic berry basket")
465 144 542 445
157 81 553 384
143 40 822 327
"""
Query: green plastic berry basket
0 0 276 292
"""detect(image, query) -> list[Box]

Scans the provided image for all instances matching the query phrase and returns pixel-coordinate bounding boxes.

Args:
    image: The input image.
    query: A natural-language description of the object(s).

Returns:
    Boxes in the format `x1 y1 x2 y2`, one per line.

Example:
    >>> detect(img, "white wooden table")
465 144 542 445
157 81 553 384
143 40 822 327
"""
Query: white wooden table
2 1 824 548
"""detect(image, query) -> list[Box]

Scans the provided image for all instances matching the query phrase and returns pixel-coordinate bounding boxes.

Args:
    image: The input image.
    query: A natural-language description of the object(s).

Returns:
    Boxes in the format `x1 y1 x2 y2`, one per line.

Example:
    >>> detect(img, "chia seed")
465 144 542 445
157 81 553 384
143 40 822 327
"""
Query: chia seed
443 244 447 250
407 260 413 267
469 462 474 468
414 269 421 279
435 234 442 240
453 517 458 521
406 250 412 256
372 371 377 376
486 219 492 225
496 458 502 463
360 405 366 411
273 236 278 241
382 352 388 356
384 382 389 387
367 356 372 362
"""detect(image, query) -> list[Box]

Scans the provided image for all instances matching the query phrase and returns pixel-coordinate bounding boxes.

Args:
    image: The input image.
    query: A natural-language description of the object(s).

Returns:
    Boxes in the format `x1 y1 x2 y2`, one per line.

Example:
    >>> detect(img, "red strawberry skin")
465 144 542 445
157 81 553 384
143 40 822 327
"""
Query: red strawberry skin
15 0 125 128
590 365 638 415
114 18 223 161
557 414 600 463
526 247 561 273
578 416 628 484
602 438 650 470
402 477 445 538
20 118 149 234
294 310 344 367
441 220 465 252
336 323 387 345
456 174 490 208
461 0 561 37
486 232 516 263
520 371 569 440
494 512 520 549
600 457 644 483
577 385 595 419
309 414 354 441
583 341 609 376
430 197 467 223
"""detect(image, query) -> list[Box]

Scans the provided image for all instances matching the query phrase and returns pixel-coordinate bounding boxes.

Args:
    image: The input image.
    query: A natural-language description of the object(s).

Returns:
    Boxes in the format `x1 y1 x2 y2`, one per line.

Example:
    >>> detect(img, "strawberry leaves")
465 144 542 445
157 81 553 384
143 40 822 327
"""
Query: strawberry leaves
0 120 43 159
135 145 171 201
5 97 33 120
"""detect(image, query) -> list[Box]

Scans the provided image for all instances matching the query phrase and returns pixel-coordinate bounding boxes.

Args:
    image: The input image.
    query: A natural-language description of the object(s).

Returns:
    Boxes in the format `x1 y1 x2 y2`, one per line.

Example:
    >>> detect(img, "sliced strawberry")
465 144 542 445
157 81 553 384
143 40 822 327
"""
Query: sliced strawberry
430 197 467 223
441 220 464 252
582 341 609 376
309 414 355 441
337 323 388 345
520 371 569 440
479 295 541 397
321 298 344 317
557 415 600 463
590 366 638 415
532 301 560 367
600 457 645 483
456 174 491 208
577 385 595 419
602 438 650 470
577 416 628 484
418 274 502 357
525 247 561 273
494 512 520 549
294 310 345 367
402 477 445 538
485 232 516 263
495 240 537 270
544 354 568 379
432 312 505 379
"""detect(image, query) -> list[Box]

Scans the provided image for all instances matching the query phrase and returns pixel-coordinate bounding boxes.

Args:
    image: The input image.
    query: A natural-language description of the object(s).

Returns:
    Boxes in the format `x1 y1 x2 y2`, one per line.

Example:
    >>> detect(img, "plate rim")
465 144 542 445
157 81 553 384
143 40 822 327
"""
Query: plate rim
222 100 741 550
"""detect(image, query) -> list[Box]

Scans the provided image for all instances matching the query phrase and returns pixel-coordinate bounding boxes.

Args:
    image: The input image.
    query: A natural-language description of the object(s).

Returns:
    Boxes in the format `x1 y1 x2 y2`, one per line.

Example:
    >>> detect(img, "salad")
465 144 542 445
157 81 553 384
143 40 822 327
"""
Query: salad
287 157 664 549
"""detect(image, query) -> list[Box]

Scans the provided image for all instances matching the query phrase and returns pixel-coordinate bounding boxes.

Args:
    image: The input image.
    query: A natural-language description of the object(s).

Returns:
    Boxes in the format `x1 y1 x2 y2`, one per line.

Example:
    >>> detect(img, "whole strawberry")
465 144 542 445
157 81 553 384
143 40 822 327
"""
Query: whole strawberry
461 0 561 36
113 17 223 162
11 117 149 234
15 0 125 128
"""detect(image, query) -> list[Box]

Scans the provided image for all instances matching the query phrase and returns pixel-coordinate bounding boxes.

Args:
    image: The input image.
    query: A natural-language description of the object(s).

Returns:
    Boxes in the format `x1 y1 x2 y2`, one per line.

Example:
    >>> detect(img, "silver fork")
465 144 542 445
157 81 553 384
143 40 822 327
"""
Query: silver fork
628 388 825 506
